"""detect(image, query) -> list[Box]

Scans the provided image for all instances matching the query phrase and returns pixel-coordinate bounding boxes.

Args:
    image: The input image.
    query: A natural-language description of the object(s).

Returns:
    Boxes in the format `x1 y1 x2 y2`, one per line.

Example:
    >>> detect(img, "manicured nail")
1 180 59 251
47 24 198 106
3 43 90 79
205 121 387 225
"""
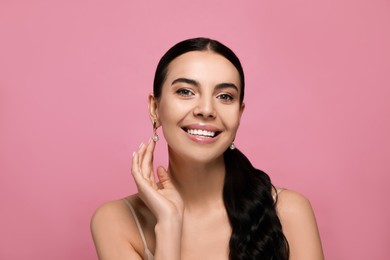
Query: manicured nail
132 151 135 157
148 138 152 144
139 142 144 149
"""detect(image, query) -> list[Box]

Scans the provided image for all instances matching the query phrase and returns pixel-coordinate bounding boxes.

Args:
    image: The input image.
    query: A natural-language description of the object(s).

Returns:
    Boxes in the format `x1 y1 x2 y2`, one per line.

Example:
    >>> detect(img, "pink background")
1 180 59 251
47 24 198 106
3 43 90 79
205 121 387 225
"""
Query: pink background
1 0 389 259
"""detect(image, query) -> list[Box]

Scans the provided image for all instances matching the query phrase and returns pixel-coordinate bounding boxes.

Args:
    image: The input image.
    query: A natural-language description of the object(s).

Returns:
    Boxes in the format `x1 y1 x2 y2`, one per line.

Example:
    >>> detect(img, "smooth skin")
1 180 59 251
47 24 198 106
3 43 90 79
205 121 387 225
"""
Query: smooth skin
91 51 324 260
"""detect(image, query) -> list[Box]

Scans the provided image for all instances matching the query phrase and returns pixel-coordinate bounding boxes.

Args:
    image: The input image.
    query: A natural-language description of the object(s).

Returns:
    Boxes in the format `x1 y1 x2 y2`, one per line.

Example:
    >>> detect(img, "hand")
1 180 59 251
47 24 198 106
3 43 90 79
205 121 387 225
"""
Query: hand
131 140 184 222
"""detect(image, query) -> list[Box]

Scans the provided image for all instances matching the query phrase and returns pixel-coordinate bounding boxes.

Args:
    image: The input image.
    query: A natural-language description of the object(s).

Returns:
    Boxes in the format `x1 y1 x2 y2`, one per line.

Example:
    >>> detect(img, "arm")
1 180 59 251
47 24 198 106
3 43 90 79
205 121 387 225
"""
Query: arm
132 140 184 260
276 190 324 260
91 140 183 260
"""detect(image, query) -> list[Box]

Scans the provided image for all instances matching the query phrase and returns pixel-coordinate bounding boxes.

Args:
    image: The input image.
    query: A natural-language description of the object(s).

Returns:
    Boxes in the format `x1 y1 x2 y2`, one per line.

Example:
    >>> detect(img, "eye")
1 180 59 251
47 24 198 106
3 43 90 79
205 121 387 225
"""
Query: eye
176 88 194 96
217 93 234 102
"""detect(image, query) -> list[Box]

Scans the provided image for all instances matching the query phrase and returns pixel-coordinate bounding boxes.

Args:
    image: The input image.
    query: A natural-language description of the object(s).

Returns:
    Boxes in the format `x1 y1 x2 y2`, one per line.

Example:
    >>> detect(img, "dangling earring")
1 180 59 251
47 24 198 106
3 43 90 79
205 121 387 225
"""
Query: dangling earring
152 119 159 142
229 143 236 150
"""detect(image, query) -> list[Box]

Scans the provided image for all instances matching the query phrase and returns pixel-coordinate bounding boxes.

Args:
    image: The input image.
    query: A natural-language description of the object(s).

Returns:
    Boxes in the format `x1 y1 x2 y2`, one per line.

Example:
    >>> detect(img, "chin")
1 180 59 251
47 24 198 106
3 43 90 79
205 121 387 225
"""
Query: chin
172 146 226 165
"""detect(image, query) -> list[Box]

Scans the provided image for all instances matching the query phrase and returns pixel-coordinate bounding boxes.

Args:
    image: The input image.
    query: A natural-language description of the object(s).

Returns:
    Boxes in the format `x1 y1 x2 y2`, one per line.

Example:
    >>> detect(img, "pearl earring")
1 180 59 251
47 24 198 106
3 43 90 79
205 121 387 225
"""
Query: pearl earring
152 119 159 142
229 143 236 150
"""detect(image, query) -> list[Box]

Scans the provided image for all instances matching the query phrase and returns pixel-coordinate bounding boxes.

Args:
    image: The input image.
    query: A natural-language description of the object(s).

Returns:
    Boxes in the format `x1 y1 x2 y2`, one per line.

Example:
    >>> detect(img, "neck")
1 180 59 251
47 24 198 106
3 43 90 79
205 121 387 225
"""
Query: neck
167 150 226 212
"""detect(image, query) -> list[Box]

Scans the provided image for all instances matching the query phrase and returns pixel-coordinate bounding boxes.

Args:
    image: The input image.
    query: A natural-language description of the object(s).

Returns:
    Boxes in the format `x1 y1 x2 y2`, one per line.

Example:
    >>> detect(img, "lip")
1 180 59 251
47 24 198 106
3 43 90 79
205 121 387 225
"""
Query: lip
181 123 222 144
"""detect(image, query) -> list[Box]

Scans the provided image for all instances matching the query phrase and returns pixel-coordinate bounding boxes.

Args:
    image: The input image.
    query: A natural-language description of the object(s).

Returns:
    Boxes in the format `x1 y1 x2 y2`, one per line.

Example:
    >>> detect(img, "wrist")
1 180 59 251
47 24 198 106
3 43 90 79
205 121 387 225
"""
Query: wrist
154 218 182 260
155 216 183 234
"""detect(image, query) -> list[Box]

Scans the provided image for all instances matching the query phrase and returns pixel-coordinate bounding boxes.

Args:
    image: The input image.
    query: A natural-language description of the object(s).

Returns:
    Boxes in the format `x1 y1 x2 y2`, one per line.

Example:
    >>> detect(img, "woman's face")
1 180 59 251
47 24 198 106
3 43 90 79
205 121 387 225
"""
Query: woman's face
150 51 245 163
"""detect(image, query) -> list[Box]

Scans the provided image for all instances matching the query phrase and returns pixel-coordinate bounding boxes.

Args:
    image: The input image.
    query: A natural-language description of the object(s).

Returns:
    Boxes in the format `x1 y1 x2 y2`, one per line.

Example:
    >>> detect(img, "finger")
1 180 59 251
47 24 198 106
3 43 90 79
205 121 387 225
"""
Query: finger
141 139 155 179
131 150 142 182
131 143 146 181
137 142 146 160
134 142 158 190
132 148 156 196
157 166 174 189
144 140 159 189
136 143 148 179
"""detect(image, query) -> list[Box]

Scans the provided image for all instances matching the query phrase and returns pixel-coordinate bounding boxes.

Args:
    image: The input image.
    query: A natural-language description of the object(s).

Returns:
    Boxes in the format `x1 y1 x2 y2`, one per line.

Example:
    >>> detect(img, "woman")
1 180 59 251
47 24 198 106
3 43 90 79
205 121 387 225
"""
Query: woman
91 38 324 260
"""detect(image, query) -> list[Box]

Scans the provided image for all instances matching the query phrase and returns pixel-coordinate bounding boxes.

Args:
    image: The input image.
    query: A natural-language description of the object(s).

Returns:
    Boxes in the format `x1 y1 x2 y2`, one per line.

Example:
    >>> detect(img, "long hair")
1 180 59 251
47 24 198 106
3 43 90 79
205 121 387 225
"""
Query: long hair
153 37 289 259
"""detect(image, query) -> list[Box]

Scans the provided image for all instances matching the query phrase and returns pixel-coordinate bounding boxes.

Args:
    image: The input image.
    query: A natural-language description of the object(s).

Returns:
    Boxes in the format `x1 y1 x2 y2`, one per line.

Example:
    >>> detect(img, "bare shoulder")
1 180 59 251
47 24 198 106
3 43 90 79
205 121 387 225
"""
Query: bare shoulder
275 189 313 216
275 189 324 260
90 195 145 260
91 196 136 233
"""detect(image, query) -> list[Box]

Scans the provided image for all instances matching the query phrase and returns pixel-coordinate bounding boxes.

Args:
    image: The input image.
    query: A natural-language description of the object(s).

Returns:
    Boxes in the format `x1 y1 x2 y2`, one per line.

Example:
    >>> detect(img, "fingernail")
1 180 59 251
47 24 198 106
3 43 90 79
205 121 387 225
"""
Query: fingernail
139 142 144 149
132 151 135 157
148 138 152 144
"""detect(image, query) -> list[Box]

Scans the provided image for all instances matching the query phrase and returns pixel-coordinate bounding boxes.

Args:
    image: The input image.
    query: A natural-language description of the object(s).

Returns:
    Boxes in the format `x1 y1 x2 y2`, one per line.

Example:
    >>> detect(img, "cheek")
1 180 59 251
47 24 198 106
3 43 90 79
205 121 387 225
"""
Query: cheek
157 99 182 126
222 106 242 126
159 98 192 119
231 117 241 131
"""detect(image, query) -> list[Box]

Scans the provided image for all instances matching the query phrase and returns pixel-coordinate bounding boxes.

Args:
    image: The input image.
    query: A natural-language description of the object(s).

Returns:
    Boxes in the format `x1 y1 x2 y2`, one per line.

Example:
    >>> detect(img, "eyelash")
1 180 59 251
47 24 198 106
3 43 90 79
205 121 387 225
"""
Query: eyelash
176 88 194 96
175 88 235 102
217 93 234 101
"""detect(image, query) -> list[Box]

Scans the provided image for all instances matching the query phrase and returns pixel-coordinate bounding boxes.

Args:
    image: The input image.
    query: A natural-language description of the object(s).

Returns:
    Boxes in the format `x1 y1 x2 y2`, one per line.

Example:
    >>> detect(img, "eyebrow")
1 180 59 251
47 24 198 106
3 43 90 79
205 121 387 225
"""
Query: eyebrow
171 78 199 87
171 78 239 92
215 82 239 92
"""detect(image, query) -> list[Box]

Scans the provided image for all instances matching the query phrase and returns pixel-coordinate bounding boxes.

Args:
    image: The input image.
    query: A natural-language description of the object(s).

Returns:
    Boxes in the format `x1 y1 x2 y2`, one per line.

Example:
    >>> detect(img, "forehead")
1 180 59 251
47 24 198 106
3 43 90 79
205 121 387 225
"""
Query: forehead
165 51 241 87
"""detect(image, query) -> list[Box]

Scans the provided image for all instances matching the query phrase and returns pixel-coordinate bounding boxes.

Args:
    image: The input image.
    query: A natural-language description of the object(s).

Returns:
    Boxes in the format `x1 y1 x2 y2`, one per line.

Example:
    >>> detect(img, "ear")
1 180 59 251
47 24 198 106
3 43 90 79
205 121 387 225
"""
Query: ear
239 102 245 118
148 93 160 127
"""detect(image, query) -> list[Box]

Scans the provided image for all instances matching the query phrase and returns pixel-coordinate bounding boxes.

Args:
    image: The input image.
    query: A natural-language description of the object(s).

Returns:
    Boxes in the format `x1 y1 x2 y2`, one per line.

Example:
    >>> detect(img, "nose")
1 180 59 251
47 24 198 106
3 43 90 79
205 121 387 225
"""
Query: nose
193 96 216 119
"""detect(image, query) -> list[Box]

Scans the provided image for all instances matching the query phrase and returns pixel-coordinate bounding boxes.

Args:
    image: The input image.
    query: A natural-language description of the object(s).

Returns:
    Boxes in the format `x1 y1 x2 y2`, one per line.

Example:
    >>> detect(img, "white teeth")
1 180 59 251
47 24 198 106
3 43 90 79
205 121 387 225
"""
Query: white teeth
187 129 216 137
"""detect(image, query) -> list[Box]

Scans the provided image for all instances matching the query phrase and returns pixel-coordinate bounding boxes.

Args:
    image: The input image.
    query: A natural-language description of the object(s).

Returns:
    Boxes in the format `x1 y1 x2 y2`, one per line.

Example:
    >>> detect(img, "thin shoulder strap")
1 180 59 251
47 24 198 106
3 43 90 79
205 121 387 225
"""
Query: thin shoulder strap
123 199 154 260
273 188 285 201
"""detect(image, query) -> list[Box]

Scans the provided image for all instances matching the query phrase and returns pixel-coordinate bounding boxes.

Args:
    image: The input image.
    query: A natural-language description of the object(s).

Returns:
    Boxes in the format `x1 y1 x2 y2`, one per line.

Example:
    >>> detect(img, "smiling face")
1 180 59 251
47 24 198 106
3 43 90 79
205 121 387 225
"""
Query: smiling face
149 50 245 163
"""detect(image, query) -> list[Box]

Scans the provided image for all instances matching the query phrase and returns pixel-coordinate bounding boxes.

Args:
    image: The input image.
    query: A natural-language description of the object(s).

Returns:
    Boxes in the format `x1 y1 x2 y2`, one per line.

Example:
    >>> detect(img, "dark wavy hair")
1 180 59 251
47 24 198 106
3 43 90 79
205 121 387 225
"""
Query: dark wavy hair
153 37 289 260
